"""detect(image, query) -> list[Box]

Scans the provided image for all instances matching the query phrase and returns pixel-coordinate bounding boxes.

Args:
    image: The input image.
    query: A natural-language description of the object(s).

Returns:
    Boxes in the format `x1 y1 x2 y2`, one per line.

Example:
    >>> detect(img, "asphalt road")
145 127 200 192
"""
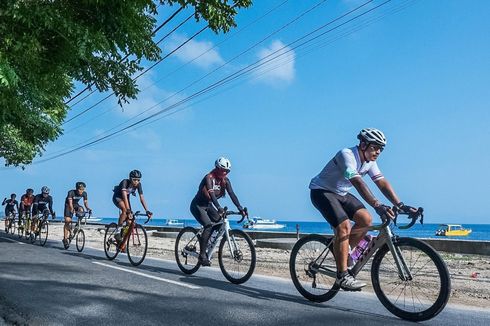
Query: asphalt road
0 231 489 326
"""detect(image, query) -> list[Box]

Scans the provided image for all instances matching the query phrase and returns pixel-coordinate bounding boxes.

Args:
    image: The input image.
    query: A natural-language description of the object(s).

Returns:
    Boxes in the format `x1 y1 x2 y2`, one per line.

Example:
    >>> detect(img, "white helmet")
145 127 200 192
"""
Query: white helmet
215 157 231 170
357 128 387 147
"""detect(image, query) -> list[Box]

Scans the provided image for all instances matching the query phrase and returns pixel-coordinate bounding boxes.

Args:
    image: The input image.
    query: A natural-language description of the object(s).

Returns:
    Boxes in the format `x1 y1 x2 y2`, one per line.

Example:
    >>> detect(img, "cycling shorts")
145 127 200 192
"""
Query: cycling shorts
310 189 365 228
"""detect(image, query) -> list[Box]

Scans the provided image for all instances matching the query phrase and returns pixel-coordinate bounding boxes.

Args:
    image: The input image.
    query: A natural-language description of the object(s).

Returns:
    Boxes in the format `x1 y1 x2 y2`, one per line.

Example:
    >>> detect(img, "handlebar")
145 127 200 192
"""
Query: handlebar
370 206 424 231
222 207 249 224
133 211 152 224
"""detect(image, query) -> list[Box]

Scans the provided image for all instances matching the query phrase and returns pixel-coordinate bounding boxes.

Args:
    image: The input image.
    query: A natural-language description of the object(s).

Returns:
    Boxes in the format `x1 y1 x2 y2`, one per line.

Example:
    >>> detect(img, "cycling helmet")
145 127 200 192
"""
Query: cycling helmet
215 157 231 171
129 170 142 179
357 128 387 147
10 193 16 198
26 188 34 194
76 181 86 189
41 186 50 194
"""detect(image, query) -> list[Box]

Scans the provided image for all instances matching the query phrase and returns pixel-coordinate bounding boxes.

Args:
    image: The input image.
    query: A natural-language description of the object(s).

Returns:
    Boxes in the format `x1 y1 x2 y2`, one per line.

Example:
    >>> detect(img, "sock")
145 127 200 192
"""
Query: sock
337 270 348 279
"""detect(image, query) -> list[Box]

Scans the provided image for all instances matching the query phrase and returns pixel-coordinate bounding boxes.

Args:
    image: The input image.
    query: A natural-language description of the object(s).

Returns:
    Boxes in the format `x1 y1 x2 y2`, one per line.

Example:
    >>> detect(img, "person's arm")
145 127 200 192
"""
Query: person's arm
68 198 74 214
225 179 243 211
48 197 55 217
2 198 6 206
206 175 222 210
374 178 401 206
15 200 19 212
137 184 152 216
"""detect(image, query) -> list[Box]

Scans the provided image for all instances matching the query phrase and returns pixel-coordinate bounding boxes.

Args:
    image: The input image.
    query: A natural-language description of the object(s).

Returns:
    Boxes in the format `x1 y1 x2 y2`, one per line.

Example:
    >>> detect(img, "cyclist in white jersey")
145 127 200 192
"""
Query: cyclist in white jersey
309 128 413 291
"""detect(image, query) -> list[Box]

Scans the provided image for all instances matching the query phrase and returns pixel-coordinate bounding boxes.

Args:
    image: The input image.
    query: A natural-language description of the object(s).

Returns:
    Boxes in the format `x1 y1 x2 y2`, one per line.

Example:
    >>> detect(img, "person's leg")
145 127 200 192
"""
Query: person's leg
350 209 372 249
113 196 128 227
190 202 213 265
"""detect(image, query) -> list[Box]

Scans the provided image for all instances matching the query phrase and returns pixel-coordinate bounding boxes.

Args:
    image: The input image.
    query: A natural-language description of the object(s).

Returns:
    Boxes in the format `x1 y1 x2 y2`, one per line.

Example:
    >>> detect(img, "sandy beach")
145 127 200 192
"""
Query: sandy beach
25 223 490 308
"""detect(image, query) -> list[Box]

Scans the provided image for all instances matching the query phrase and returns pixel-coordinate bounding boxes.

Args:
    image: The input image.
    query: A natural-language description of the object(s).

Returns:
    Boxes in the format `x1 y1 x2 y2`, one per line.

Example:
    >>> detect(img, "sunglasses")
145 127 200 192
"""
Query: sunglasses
131 178 141 182
369 144 384 152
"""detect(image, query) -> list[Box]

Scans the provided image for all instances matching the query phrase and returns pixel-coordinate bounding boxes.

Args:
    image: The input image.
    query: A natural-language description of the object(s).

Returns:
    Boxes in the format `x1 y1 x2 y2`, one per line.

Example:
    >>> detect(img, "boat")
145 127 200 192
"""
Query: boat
435 224 472 236
243 217 285 230
165 219 184 227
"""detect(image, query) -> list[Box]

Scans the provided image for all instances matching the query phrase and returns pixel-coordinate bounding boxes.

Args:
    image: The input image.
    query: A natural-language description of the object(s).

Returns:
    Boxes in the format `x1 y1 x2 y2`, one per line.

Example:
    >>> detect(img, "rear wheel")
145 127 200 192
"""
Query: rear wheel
371 237 451 321
76 229 85 252
175 227 201 274
39 220 48 246
218 229 256 284
104 223 119 260
289 234 339 302
126 224 148 266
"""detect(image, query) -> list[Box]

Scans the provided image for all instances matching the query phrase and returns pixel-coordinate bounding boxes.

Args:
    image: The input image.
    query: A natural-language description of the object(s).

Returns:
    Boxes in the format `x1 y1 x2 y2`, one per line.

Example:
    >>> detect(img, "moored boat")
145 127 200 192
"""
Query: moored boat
243 217 285 230
435 224 472 236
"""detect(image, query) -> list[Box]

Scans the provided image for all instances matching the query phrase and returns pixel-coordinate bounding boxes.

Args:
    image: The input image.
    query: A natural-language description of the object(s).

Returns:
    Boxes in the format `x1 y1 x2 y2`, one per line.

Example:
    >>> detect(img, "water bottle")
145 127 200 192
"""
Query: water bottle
350 235 373 262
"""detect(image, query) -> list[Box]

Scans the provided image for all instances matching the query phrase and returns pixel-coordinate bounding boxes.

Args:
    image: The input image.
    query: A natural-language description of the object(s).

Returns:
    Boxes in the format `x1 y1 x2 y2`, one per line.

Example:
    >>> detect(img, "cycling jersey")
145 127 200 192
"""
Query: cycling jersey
20 194 34 207
33 194 54 216
193 173 241 209
309 146 384 196
113 179 143 199
65 190 87 206
3 199 18 215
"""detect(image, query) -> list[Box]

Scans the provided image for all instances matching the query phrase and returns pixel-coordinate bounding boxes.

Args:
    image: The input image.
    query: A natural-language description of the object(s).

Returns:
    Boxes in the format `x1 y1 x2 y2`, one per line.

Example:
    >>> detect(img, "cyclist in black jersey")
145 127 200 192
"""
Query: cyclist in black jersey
32 186 55 234
190 157 247 266
63 182 92 249
3 194 18 232
112 170 152 241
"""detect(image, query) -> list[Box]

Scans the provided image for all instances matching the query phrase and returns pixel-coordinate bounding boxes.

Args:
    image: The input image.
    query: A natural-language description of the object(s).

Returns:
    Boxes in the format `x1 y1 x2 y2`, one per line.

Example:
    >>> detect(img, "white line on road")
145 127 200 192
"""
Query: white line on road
0 236 25 245
92 261 201 289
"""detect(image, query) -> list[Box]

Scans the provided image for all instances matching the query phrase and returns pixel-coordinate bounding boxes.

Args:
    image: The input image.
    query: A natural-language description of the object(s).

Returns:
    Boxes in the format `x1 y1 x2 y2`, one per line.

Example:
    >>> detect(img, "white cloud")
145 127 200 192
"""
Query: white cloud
254 40 296 85
164 34 224 69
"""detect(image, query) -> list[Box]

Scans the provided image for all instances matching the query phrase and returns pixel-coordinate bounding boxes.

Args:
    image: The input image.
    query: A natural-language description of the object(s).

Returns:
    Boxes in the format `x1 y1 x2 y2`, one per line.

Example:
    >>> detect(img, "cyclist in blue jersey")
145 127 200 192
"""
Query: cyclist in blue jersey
309 128 414 291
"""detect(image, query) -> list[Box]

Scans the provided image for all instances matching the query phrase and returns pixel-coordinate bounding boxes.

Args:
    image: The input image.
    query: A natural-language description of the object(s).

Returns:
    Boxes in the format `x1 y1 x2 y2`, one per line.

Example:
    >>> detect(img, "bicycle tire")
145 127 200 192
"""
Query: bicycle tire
175 227 201 274
289 234 339 302
17 221 23 238
218 229 256 284
127 224 148 266
76 229 85 252
39 220 48 246
104 223 119 260
371 237 451 322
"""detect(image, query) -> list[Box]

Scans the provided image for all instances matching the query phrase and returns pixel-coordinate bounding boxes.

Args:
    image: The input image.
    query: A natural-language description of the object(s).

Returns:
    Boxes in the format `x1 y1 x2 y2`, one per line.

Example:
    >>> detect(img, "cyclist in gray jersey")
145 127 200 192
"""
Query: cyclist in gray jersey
309 128 414 291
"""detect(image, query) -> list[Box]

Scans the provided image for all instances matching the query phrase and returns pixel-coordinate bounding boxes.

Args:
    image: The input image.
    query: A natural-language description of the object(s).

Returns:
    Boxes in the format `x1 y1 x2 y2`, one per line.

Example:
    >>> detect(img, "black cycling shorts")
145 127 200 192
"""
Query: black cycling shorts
64 204 82 218
310 189 365 228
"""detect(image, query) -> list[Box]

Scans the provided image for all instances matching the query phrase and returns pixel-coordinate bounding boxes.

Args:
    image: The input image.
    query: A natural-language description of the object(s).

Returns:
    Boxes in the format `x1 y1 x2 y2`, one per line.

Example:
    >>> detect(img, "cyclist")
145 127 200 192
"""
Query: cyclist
62 182 92 249
309 128 413 291
112 170 152 242
19 188 35 234
190 157 247 266
2 194 19 232
32 186 55 234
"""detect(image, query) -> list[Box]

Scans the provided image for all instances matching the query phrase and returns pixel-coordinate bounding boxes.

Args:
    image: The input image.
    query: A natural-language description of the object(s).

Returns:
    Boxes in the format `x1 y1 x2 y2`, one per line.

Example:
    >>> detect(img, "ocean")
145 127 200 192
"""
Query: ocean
83 217 490 241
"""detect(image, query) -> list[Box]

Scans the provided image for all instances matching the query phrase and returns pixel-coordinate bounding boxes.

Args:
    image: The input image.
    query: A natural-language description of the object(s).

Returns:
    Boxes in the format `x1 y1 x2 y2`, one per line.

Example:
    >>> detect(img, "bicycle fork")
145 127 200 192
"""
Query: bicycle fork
384 228 413 281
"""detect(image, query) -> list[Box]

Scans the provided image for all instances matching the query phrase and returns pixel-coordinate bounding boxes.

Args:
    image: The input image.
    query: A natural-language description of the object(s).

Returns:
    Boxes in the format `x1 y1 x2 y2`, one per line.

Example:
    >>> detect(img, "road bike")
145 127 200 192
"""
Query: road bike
289 207 450 322
175 207 256 284
6 211 16 235
65 208 92 252
17 210 32 239
104 211 151 266
30 208 52 246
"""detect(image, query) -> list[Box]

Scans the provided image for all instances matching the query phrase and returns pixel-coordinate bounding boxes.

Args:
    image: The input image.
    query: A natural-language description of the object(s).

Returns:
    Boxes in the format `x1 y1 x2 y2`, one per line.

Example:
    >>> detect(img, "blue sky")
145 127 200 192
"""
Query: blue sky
2 0 489 223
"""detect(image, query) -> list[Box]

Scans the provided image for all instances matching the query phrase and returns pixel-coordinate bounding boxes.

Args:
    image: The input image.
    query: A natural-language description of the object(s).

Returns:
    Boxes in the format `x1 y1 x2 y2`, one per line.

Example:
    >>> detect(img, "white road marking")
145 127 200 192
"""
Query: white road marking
0 236 25 245
92 261 201 289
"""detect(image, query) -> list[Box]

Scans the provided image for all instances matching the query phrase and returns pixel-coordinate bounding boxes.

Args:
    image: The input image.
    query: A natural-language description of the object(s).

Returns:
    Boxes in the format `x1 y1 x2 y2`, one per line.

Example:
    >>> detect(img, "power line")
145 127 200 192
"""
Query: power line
32 0 395 165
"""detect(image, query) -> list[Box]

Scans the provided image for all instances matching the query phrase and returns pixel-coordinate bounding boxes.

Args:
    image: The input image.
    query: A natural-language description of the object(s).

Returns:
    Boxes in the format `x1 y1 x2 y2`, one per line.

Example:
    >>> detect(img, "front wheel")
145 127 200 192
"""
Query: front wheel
289 234 339 302
76 229 85 252
104 223 119 260
126 224 148 266
218 229 256 284
39 220 48 246
371 237 451 322
175 227 201 274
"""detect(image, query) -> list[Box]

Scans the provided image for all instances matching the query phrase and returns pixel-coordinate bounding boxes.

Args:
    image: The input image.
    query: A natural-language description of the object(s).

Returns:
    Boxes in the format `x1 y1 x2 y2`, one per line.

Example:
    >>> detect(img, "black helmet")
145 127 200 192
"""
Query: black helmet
76 181 86 189
26 188 34 194
10 193 16 198
129 170 142 179
41 186 50 194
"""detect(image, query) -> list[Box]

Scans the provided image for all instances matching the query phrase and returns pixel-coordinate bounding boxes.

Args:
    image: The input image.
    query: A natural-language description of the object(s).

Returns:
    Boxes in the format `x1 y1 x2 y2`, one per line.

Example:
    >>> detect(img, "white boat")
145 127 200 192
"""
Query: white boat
243 217 285 230
165 219 184 227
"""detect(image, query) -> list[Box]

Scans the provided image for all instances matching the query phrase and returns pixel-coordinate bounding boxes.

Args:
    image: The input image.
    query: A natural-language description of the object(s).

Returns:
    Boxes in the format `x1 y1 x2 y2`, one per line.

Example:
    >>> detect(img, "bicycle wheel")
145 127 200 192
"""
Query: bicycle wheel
104 223 119 260
218 229 256 284
126 224 148 266
371 237 451 322
289 234 339 302
17 221 24 238
29 221 37 244
175 227 201 274
7 219 13 234
39 221 48 246
76 229 85 252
